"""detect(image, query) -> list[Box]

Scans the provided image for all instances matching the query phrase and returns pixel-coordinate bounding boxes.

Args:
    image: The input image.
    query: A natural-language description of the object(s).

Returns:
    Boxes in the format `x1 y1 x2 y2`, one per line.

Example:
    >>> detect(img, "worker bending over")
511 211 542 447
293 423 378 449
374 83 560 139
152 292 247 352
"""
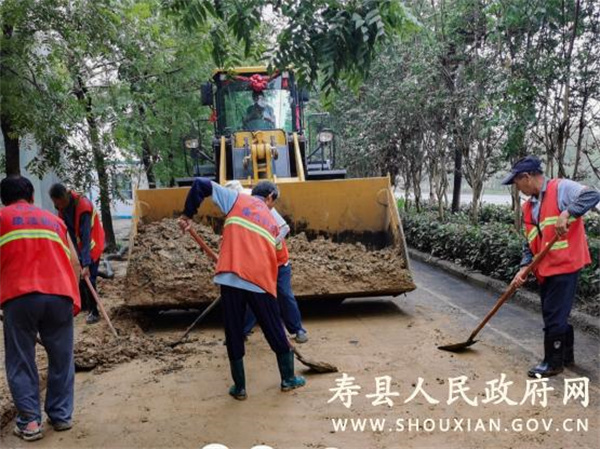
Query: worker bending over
179 178 305 400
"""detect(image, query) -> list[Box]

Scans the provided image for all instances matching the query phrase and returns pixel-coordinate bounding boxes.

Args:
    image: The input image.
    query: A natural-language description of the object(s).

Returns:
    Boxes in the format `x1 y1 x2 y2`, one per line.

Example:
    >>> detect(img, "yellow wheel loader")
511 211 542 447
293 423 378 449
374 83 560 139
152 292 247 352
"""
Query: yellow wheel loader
125 67 415 309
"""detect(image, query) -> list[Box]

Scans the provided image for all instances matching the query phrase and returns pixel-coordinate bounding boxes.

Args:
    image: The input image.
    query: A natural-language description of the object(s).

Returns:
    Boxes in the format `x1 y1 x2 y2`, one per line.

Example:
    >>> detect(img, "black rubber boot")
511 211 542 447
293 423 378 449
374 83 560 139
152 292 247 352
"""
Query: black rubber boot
276 351 306 392
527 334 565 378
228 358 247 400
564 325 574 367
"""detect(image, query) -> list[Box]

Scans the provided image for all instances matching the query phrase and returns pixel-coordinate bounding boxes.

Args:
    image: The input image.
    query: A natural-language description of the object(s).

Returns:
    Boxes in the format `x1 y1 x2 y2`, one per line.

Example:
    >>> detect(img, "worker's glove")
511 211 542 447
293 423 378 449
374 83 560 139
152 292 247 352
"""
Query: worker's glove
178 215 192 233
81 266 90 279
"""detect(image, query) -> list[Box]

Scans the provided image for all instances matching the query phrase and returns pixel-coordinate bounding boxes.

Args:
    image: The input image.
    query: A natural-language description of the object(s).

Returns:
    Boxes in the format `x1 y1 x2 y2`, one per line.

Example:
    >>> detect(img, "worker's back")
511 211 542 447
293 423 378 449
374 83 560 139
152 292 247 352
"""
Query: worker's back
0 201 80 312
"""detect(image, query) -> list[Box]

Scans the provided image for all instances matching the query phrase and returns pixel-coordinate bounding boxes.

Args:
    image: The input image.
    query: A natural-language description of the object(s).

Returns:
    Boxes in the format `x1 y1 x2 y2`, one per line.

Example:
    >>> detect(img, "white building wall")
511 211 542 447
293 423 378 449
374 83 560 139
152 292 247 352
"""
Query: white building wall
0 136 61 212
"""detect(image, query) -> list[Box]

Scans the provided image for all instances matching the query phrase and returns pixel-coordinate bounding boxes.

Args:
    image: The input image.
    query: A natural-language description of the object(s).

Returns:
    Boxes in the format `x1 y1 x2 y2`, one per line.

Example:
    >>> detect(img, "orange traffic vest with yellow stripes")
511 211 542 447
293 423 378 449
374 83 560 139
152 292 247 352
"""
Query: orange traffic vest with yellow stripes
0 201 81 313
277 239 290 266
216 194 279 297
522 179 591 281
60 191 105 262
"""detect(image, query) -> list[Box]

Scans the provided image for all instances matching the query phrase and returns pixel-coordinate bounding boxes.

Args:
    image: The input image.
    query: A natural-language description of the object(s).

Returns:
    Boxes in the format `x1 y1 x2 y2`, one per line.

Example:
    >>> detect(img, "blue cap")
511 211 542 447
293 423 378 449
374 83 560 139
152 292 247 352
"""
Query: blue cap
501 156 542 185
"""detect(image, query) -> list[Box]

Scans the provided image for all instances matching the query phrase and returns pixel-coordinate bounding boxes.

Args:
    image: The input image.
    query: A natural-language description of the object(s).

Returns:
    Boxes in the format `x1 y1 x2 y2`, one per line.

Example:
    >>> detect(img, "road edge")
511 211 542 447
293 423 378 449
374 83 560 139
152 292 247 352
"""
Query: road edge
408 248 599 338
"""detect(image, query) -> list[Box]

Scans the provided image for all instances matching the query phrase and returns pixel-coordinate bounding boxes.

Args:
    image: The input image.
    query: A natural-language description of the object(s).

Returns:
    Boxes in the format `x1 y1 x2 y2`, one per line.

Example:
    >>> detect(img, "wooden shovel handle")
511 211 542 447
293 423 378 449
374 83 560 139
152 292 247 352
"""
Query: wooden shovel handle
188 228 218 263
468 233 561 341
84 276 119 339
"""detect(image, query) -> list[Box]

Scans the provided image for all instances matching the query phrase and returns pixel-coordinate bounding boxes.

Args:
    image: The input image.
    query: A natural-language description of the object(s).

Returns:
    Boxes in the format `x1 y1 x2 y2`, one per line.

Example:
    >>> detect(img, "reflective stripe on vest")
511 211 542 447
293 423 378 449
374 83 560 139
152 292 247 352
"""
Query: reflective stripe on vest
526 216 577 243
0 203 81 313
224 216 277 247
0 229 71 256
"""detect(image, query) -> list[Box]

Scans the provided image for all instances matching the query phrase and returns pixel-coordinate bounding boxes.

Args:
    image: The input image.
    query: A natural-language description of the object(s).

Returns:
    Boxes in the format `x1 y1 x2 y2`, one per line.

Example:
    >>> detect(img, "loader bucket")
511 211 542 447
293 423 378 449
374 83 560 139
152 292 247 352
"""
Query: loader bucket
125 177 415 309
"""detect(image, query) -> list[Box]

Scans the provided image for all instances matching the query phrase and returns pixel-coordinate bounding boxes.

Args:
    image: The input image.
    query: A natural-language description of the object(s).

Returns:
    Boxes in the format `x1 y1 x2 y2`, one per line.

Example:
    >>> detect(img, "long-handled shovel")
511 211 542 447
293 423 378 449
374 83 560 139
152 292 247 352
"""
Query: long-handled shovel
175 226 338 373
438 233 561 352
84 275 119 340
169 228 220 348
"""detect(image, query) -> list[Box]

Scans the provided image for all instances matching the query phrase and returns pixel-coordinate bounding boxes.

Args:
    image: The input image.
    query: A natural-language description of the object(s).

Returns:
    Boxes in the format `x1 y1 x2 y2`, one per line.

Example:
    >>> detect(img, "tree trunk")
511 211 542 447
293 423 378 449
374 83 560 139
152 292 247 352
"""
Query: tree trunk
141 138 156 189
470 180 483 225
451 143 462 213
512 186 522 233
138 105 156 188
403 167 412 211
1 114 20 175
75 77 117 252
572 84 588 180
0 25 19 176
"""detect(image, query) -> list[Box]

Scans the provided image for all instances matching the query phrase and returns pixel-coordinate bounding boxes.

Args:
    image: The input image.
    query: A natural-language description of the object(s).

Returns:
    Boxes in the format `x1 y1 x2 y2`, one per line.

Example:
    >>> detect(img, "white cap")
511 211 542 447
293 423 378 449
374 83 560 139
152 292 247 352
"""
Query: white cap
224 180 243 192
224 180 252 195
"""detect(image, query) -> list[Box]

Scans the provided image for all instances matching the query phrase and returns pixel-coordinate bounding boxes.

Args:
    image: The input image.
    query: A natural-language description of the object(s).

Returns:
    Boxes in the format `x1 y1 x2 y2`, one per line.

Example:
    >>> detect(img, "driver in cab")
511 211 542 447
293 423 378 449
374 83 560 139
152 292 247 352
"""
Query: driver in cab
243 91 275 130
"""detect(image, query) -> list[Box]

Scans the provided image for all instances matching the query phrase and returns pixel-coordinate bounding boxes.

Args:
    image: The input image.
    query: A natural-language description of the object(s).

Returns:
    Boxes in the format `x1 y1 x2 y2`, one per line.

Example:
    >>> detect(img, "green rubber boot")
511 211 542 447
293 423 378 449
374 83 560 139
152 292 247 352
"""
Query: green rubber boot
276 351 306 392
228 358 247 400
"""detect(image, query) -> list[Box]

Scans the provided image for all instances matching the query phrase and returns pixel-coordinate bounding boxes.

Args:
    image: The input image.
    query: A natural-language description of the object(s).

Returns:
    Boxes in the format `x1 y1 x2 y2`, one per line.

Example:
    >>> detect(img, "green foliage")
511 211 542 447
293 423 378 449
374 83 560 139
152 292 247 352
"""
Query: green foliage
402 206 600 307
162 0 420 94
584 212 600 238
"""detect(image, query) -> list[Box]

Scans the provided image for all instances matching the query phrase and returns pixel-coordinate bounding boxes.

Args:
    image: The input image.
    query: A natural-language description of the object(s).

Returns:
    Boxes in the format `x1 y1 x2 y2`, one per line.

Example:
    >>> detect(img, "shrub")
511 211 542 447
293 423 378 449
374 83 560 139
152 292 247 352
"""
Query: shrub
401 210 599 308
584 212 600 238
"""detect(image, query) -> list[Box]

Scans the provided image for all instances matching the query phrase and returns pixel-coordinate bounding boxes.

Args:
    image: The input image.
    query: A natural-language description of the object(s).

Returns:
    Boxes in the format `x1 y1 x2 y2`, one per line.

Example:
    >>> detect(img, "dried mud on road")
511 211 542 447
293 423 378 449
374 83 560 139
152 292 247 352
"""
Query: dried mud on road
1 225 597 449
2 273 598 449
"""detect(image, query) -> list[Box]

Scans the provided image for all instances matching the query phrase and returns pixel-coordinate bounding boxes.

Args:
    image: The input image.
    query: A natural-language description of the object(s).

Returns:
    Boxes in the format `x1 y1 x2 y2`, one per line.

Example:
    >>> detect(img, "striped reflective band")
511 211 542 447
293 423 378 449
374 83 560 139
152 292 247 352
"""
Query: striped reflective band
224 216 276 246
527 227 539 243
527 216 577 242
0 229 70 256
550 241 569 250
76 236 96 249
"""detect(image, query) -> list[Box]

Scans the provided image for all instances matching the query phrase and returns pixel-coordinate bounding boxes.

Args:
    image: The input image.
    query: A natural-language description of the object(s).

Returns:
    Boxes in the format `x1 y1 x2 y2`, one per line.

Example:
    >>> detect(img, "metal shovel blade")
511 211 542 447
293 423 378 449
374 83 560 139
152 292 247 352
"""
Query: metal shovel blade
293 347 338 373
437 339 478 352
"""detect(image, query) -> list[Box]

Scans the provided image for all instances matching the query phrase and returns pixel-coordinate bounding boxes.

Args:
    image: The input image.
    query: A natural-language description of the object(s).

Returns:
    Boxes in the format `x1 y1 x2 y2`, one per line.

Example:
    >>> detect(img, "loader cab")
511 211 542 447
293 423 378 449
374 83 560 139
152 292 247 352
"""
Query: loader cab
213 71 301 136
176 66 345 188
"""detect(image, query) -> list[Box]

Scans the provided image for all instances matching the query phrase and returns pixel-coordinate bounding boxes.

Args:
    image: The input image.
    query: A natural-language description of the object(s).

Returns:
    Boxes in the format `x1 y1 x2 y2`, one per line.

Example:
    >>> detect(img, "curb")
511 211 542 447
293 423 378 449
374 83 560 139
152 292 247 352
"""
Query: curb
408 248 600 338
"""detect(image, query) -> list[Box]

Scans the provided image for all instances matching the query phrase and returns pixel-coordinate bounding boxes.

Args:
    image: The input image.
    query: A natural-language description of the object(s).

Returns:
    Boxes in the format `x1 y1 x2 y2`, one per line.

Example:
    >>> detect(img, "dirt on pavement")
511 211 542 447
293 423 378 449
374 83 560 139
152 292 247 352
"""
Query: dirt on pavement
1 220 597 449
1 272 598 448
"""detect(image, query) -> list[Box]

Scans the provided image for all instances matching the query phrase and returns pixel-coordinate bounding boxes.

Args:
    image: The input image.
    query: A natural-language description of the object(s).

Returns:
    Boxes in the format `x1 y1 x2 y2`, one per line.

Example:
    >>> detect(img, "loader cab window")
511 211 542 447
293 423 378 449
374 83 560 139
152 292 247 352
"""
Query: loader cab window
217 75 294 134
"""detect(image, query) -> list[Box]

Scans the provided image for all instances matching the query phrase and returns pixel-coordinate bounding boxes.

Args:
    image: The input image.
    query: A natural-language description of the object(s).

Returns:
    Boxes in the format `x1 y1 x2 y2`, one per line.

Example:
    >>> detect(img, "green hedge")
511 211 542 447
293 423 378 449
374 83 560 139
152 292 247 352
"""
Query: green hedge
401 207 599 306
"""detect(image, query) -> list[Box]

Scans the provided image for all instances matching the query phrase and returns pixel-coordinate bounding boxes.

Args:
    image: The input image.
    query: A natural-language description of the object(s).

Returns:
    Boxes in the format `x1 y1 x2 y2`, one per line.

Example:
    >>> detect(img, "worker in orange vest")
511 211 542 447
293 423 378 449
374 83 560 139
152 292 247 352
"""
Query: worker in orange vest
49 184 105 324
0 176 81 441
504 156 600 377
179 178 305 400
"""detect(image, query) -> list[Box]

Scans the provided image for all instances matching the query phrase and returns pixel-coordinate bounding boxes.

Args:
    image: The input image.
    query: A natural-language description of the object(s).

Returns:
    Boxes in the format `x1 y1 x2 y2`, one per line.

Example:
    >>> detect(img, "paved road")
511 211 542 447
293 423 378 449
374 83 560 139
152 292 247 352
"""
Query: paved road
403 259 599 383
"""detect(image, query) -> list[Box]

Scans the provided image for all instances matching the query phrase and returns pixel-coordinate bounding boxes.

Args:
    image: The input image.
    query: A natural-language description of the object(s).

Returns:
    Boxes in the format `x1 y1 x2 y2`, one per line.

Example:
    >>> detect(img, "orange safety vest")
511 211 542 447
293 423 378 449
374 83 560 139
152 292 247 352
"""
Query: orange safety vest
0 201 81 314
522 179 591 281
216 194 279 297
60 191 105 262
276 239 290 267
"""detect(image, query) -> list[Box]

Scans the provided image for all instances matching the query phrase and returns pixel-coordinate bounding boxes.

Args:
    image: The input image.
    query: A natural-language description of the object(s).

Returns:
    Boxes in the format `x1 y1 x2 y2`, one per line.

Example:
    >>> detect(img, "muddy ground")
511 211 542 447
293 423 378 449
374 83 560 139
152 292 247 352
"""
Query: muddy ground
125 219 415 308
1 257 598 449
1 217 598 449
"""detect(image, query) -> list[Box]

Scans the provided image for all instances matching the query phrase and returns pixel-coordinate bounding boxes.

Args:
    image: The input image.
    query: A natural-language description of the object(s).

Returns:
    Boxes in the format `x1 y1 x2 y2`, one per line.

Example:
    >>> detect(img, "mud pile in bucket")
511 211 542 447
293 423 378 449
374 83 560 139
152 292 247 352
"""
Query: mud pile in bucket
125 218 415 308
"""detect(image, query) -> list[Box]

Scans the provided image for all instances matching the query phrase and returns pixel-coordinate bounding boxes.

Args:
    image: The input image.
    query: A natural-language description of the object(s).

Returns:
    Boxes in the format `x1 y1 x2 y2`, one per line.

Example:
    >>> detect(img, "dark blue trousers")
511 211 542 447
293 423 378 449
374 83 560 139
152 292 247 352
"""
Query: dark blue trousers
221 285 290 361
244 264 306 335
80 259 100 314
539 270 580 337
2 293 74 427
